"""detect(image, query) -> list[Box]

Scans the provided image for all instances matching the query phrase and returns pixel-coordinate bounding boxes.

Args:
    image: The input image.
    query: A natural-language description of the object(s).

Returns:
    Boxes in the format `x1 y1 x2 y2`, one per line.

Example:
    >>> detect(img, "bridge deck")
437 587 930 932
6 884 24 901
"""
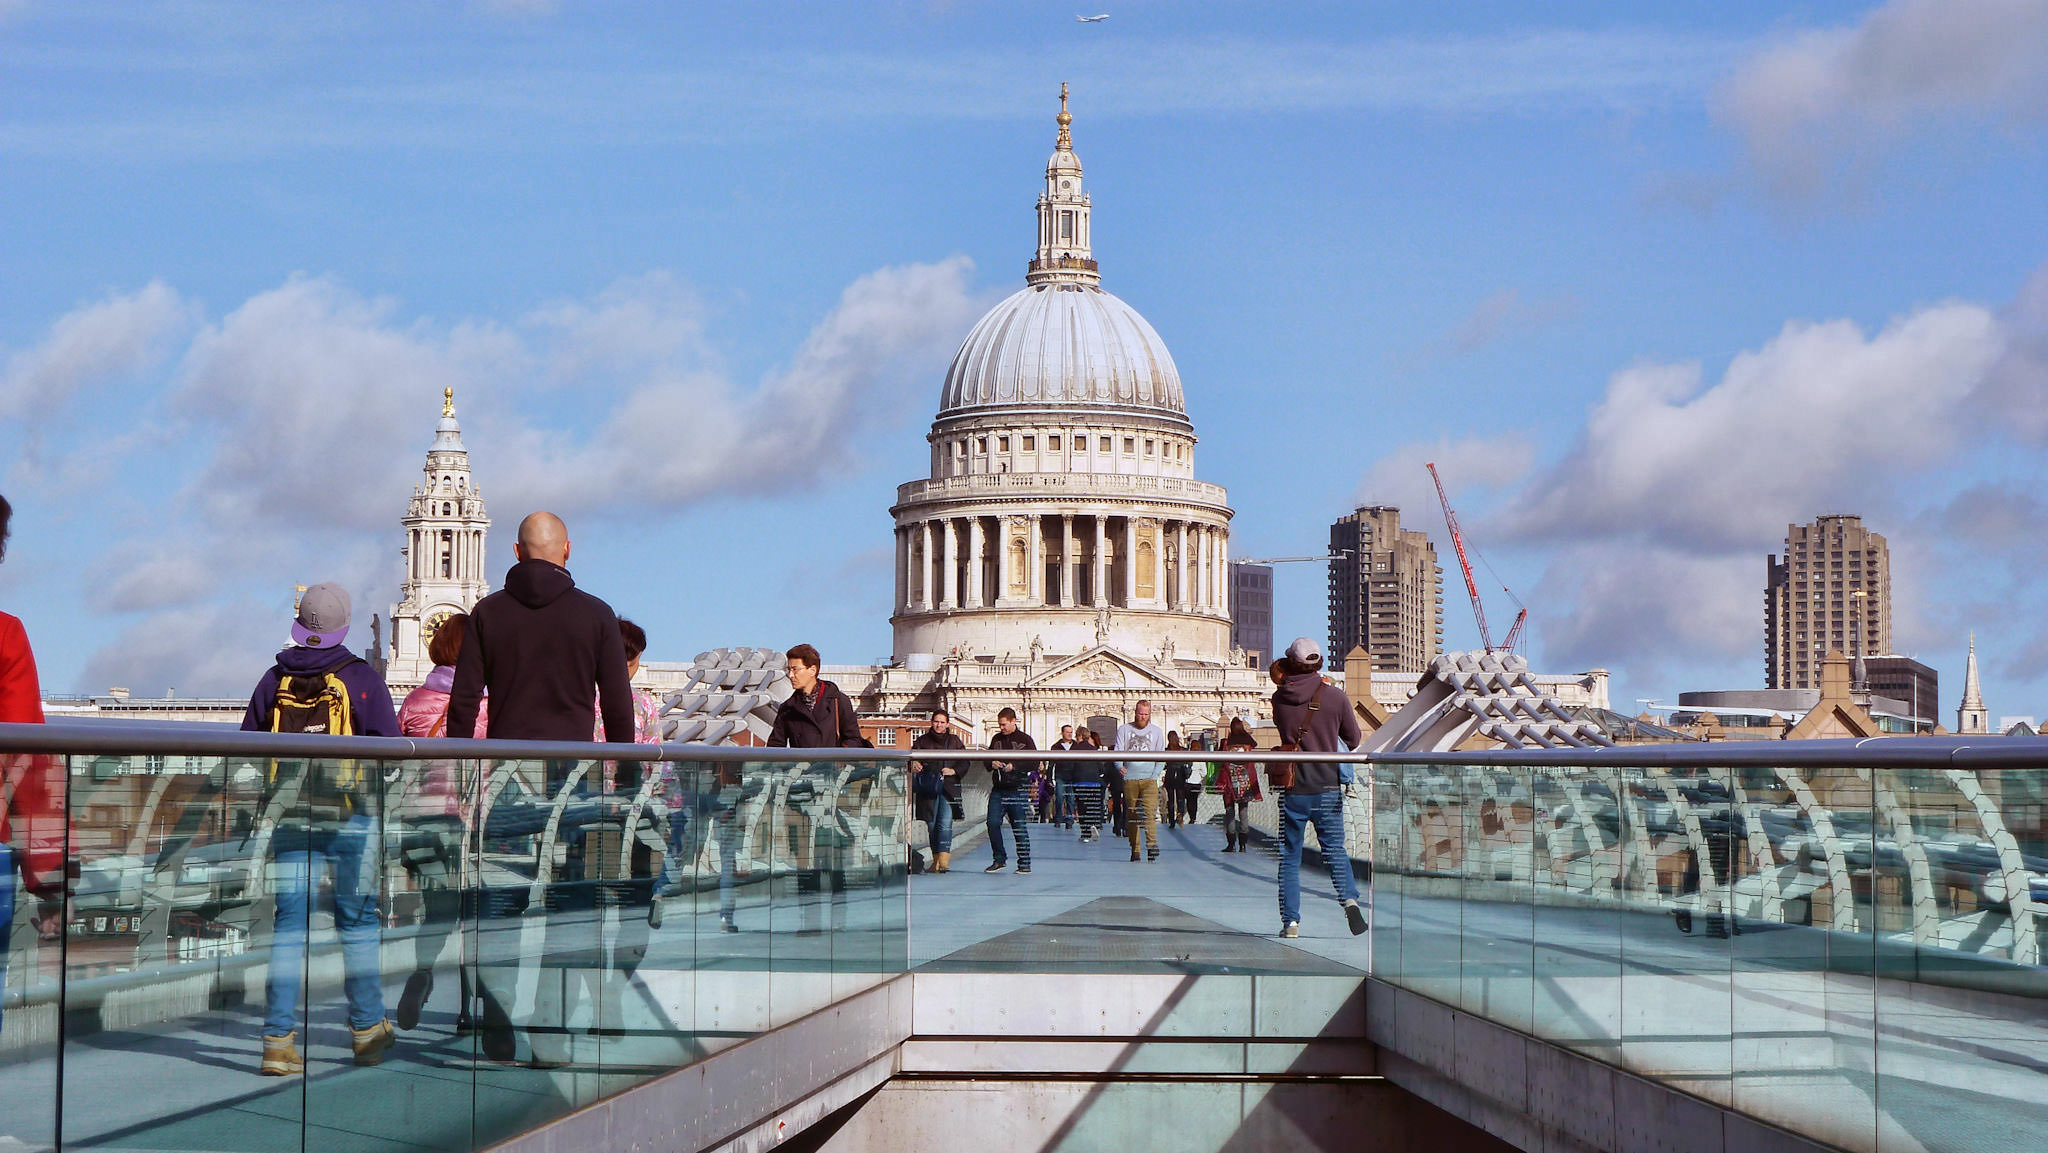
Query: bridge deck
14 815 2048 1152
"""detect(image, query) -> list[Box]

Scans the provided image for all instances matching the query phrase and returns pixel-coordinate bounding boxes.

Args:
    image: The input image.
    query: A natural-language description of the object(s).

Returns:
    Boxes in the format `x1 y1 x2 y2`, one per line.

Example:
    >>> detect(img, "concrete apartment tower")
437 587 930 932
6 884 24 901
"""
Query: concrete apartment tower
1765 514 1891 691
386 388 492 689
1229 561 1274 663
1327 506 1443 674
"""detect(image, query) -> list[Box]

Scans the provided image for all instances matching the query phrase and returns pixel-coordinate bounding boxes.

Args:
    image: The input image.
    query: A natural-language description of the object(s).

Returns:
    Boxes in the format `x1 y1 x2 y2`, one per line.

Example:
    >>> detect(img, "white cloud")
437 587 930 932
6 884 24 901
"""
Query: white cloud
492 256 983 514
1353 435 1537 527
65 259 982 694
172 275 506 532
1363 258 2048 698
1530 543 1758 680
0 27 1740 157
0 281 193 419
1443 288 1580 354
1508 303 2003 552
90 550 217 613
1720 0 2048 195
78 602 280 701
1977 259 2048 442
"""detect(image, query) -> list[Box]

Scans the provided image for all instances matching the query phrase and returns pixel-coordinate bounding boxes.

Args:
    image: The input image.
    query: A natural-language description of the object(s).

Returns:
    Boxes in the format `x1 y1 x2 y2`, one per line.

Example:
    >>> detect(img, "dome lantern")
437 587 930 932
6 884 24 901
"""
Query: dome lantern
1030 82 1097 289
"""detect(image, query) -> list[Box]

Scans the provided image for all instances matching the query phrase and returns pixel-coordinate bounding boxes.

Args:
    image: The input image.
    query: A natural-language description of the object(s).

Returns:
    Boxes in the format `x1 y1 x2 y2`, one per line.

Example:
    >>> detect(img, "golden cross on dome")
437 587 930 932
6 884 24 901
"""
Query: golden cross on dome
442 386 455 418
1057 82 1072 150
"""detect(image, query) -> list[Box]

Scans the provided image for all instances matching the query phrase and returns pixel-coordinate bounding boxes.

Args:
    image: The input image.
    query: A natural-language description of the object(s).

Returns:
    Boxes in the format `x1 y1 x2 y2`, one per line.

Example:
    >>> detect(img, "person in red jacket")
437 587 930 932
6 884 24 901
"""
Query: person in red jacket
0 494 70 1034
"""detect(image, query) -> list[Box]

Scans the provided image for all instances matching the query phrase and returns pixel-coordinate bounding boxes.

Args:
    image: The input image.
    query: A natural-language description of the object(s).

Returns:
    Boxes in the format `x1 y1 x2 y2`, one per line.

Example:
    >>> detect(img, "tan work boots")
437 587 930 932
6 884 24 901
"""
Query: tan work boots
257 1019 395 1076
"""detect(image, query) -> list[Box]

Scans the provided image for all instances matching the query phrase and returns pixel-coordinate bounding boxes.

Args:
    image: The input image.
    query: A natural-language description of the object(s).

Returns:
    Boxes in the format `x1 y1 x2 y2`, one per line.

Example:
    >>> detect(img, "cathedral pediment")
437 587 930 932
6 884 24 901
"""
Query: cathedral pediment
1027 646 1181 692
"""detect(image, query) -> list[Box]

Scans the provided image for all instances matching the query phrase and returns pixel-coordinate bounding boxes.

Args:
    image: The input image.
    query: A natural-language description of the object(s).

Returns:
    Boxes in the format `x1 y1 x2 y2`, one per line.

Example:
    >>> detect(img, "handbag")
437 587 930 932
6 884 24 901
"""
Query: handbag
1270 683 1325 792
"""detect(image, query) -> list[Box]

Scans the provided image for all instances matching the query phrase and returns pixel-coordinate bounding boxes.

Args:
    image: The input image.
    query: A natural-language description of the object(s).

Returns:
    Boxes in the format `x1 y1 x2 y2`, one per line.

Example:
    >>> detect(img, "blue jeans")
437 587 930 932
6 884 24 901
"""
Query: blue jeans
0 846 13 1033
1054 782 1077 827
1278 791 1360 925
658 795 739 919
987 790 1032 868
927 794 954 854
265 815 386 1036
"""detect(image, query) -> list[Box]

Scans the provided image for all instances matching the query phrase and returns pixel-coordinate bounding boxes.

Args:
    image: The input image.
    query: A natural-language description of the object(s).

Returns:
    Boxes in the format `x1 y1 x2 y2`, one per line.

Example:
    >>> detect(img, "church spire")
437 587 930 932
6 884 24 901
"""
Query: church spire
1028 83 1099 287
1958 632 1989 734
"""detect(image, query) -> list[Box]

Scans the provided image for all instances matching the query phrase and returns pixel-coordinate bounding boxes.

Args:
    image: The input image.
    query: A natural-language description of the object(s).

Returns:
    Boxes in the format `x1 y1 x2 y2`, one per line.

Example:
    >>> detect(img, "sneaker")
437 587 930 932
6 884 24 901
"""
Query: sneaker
1130 851 1141 862
985 862 1007 873
1016 866 1031 875
721 916 739 933
351 1019 396 1067
395 970 433 1031
1344 899 1369 936
259 1031 303 1077
1280 922 1300 939
1147 849 1159 861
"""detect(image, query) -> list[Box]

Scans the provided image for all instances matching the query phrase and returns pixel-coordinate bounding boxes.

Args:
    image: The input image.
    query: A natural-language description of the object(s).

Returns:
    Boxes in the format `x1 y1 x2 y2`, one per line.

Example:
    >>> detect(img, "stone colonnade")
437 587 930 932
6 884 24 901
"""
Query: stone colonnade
895 512 1228 617
407 525 486 583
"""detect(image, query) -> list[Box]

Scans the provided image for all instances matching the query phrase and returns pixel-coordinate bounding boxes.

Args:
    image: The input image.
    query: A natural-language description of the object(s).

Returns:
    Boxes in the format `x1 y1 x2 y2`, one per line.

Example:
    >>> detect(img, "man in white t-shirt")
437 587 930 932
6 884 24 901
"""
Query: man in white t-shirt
1114 700 1167 861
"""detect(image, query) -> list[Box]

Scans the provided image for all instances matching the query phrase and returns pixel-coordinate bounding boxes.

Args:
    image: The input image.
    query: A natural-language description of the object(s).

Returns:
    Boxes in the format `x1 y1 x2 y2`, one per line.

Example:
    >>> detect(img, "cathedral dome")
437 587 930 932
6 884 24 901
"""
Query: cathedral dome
937 283 1186 421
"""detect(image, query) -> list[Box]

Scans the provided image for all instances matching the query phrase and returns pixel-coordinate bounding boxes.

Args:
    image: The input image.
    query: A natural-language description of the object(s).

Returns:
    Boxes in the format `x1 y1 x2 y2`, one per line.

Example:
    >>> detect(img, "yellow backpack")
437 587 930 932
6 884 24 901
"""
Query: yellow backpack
267 665 369 814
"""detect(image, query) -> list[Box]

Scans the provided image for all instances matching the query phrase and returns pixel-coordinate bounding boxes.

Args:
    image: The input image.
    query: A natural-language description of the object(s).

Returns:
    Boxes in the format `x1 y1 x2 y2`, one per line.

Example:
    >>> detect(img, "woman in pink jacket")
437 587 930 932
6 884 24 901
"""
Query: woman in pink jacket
395 615 487 1034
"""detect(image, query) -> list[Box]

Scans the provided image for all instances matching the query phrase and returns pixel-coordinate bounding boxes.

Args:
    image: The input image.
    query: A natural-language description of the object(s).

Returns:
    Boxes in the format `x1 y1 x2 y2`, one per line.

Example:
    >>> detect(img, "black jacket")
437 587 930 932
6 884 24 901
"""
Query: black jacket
1270 673 1361 794
767 679 864 749
986 729 1039 792
911 729 967 809
447 559 635 750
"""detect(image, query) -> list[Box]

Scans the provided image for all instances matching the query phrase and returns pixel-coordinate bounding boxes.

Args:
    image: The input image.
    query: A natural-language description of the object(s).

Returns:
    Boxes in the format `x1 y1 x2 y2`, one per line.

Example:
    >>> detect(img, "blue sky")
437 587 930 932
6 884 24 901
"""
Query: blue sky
2 0 2045 722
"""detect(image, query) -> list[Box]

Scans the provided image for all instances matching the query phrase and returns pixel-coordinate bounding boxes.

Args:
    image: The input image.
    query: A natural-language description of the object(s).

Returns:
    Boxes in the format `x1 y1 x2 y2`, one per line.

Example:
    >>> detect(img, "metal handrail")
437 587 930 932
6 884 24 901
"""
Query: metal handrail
6 721 2046 767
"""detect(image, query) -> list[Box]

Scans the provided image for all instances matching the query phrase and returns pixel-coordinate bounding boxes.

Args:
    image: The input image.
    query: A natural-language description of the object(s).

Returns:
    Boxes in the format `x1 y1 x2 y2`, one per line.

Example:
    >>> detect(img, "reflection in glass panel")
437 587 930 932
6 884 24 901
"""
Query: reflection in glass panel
1873 765 2048 1153
3 749 64 1153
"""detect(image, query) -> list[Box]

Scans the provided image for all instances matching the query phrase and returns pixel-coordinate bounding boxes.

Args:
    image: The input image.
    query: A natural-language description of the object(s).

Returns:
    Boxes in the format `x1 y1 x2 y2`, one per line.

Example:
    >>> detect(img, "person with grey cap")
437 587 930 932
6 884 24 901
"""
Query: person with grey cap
240 581 400 1075
1270 637 1367 940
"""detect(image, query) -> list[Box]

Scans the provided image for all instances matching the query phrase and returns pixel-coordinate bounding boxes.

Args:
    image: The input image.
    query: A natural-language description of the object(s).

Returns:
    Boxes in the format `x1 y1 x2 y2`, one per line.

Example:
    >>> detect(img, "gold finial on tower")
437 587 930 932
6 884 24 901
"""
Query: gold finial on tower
1056 82 1072 150
442 386 455 418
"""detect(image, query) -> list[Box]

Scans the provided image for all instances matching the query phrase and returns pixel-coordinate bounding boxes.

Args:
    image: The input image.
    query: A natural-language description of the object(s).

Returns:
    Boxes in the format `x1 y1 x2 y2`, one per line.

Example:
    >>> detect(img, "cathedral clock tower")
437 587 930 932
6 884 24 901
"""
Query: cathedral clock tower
387 388 492 688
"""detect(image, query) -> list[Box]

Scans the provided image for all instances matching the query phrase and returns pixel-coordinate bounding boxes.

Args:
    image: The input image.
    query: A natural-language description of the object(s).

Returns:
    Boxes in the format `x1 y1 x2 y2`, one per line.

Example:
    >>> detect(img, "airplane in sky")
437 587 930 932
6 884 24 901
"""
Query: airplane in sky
1076 13 1109 22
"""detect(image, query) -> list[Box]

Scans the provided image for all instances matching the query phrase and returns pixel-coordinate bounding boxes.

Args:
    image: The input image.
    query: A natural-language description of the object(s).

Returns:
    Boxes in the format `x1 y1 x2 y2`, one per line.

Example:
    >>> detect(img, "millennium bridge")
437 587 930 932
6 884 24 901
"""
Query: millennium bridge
1 722 2043 1152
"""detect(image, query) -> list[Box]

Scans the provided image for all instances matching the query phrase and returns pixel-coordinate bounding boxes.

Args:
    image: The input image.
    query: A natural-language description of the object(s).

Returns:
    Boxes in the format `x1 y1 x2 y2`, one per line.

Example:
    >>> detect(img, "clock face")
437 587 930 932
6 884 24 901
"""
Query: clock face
424 609 454 647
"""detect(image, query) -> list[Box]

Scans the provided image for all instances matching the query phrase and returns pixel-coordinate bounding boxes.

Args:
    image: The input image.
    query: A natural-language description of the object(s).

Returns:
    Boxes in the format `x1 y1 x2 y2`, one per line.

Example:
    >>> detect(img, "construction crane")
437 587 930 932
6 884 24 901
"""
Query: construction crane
1426 461 1526 654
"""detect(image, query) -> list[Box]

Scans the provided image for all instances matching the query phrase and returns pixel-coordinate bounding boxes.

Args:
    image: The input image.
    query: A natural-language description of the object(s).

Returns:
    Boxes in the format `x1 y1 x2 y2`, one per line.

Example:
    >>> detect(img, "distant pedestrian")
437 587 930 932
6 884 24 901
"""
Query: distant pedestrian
1115 701 1167 861
984 708 1037 874
242 581 399 1075
1271 638 1367 939
1166 731 1202 828
1061 726 1110 843
0 495 69 1038
1049 724 1080 829
395 612 487 1036
1096 729 1128 838
445 511 641 1068
1217 717 1262 853
911 708 967 874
